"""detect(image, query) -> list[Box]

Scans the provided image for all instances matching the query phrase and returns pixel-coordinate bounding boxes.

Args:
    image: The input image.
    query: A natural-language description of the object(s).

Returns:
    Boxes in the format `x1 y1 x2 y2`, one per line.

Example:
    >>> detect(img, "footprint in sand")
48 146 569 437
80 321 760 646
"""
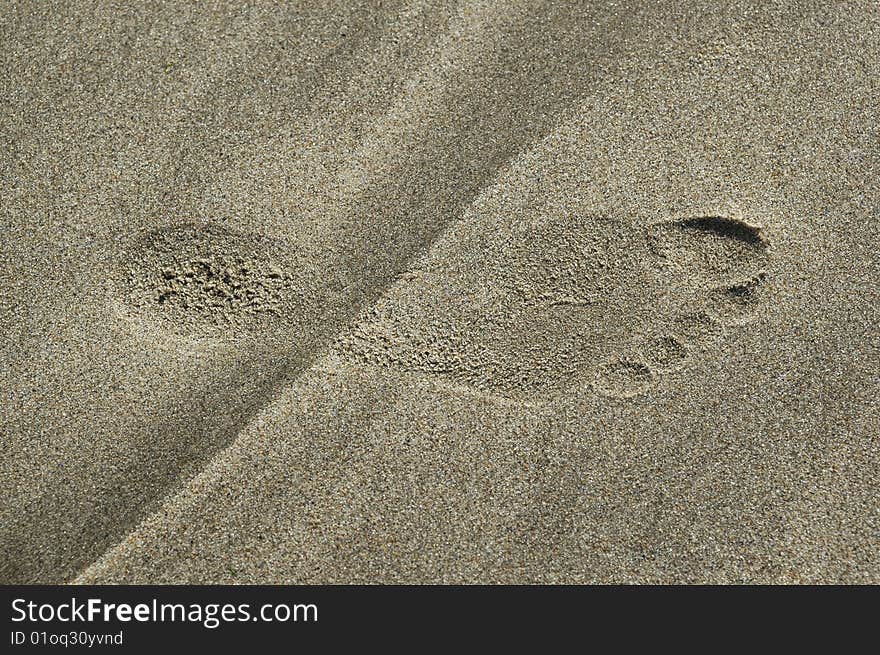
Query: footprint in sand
110 222 316 341
335 210 771 403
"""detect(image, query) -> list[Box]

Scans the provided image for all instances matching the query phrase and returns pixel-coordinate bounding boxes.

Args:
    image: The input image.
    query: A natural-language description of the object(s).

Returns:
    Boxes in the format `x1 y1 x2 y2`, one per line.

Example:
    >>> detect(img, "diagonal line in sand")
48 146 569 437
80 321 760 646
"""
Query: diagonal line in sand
69 6 672 582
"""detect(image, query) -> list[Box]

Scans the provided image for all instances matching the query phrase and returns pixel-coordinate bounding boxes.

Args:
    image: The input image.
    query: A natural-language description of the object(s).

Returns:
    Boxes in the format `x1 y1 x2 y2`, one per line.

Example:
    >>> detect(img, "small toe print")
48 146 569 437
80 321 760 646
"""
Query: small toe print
593 355 655 398
642 334 690 372
706 272 768 324
668 311 727 348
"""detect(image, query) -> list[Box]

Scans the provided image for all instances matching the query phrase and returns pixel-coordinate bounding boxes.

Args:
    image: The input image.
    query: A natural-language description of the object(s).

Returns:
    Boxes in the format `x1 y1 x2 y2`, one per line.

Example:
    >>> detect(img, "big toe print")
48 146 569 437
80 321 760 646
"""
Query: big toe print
648 216 768 280
647 215 771 325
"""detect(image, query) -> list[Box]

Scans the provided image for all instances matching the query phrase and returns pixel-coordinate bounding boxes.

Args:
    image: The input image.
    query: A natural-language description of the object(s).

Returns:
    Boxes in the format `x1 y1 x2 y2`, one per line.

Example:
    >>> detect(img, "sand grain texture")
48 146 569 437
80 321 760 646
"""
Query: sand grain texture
1 1 878 583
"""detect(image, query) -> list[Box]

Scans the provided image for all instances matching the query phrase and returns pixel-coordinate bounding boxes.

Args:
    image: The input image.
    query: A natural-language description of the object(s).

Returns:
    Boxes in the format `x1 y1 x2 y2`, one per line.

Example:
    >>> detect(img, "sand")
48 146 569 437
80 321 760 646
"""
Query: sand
1 1 877 584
